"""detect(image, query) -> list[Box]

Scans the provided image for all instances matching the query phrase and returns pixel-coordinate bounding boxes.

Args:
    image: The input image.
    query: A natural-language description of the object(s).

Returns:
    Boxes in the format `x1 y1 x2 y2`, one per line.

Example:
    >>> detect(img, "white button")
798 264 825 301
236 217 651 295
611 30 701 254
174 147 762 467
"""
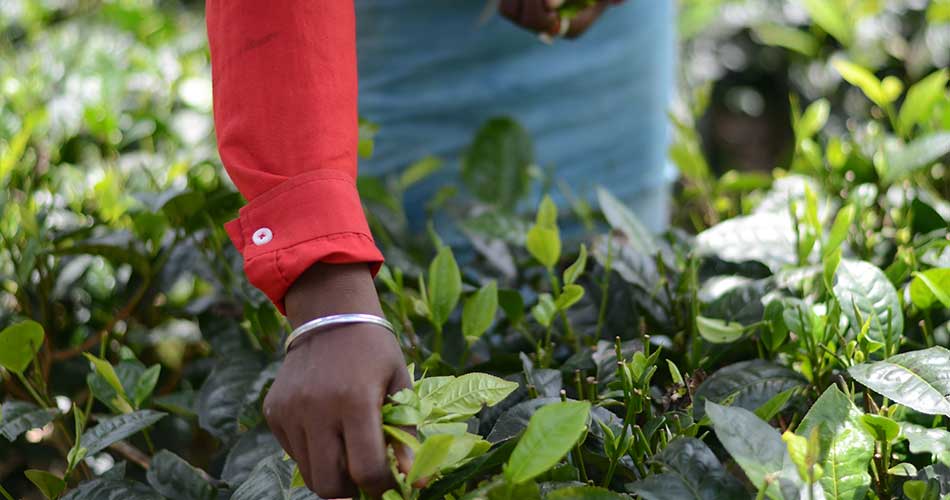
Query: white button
252 227 273 246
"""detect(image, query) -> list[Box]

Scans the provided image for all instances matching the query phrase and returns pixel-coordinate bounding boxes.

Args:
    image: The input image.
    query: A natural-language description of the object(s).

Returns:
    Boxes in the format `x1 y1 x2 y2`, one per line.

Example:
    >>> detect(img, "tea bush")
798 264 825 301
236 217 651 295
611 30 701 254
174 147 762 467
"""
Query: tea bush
1 1 949 500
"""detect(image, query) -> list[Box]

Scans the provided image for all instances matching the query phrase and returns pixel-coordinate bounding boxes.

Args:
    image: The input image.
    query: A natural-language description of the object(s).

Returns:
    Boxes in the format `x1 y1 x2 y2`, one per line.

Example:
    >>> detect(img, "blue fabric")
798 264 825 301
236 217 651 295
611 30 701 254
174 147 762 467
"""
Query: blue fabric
355 0 677 231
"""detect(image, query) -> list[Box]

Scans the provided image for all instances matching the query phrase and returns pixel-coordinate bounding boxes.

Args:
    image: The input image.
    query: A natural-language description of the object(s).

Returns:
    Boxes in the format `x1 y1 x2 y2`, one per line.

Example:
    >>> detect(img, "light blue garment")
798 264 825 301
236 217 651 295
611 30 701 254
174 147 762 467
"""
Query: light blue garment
355 0 677 233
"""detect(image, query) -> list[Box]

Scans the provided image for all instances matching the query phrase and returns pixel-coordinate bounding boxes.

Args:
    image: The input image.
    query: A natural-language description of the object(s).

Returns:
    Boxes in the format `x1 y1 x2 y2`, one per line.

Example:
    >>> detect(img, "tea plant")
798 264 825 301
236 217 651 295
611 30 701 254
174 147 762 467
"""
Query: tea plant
1 1 950 500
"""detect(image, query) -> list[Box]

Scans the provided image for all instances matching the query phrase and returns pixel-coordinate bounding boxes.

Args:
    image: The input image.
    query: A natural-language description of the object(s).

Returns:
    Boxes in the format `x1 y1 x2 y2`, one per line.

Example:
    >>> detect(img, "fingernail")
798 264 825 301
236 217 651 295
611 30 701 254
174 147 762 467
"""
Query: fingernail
546 0 565 8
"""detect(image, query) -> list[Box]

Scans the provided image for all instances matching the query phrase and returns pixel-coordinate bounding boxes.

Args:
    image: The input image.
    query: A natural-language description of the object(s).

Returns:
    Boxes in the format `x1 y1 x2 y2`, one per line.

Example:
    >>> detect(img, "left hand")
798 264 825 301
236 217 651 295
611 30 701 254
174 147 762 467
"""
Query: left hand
498 0 622 39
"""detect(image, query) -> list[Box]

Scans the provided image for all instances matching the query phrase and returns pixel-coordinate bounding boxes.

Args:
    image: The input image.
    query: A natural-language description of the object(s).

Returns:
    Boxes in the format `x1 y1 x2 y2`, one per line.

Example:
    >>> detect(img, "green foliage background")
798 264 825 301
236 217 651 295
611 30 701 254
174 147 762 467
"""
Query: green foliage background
1 1 949 499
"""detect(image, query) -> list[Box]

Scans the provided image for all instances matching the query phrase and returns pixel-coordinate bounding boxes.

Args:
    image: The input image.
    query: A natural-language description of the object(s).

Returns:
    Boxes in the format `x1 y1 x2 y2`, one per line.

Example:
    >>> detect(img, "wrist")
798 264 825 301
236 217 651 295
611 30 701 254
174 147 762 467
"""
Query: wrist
284 262 383 328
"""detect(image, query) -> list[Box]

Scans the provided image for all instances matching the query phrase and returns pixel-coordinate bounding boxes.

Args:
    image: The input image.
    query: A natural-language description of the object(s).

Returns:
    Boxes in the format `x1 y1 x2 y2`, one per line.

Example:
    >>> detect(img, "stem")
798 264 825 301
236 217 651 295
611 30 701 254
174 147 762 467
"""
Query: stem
142 428 156 455
594 234 614 341
0 484 15 500
16 372 48 408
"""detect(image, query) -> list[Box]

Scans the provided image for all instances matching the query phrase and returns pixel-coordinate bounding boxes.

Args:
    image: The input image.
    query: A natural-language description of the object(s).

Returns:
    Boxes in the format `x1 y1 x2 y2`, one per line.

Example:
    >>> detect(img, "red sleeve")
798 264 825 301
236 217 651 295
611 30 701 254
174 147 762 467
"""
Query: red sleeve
205 0 384 314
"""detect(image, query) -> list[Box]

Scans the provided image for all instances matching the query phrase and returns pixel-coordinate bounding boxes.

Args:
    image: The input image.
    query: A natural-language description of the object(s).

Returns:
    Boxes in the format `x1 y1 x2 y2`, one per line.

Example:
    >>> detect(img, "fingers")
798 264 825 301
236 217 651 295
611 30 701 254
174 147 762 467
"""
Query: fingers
342 394 395 498
306 428 356 499
563 1 608 38
499 0 559 34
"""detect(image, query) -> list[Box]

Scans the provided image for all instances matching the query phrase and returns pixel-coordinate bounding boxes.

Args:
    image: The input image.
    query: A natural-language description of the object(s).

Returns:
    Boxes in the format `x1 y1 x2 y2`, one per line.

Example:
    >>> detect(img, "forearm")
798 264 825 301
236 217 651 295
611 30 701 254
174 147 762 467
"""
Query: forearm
205 0 384 313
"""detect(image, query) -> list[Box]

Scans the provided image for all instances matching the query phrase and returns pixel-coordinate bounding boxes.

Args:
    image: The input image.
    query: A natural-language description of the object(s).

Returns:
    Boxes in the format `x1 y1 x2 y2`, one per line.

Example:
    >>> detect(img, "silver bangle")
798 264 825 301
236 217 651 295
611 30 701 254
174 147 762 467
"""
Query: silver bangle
284 313 395 352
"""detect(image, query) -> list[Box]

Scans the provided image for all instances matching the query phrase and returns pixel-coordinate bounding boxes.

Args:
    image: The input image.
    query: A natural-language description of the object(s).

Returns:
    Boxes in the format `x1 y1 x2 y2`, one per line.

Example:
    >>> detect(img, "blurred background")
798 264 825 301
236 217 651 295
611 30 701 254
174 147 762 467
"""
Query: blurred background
0 1 948 496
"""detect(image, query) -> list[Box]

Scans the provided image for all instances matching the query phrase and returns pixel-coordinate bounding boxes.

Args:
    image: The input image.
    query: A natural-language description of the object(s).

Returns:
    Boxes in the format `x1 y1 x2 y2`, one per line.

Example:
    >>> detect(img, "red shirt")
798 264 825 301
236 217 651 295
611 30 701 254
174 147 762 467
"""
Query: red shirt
205 1 382 313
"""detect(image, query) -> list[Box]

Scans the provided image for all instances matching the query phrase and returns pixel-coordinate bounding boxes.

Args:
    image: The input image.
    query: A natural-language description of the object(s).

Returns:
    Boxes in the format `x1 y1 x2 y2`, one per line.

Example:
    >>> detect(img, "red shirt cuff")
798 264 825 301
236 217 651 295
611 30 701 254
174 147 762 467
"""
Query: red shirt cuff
224 169 384 314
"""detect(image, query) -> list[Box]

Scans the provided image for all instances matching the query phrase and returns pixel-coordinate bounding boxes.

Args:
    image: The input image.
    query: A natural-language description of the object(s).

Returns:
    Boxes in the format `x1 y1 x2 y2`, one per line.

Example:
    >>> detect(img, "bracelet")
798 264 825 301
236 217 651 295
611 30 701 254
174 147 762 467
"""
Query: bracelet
284 313 395 353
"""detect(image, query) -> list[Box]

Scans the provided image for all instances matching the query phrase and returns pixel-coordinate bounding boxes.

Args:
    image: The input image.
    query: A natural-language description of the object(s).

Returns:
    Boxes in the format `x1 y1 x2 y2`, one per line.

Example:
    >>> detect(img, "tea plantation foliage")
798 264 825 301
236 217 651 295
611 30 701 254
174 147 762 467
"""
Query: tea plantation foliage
2 1 950 499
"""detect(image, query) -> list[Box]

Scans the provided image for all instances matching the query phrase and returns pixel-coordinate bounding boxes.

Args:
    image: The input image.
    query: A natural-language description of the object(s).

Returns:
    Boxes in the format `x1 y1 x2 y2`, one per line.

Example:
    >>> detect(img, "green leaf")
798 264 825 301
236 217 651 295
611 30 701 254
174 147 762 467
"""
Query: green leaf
553 284 585 311
428 246 462 330
383 425 422 452
900 422 950 466
132 365 161 408
899 69 949 133
546 486 628 499
196 351 264 441
498 289 525 325
706 401 806 500
408 434 454 484
526 196 561 268
755 387 799 421
833 260 903 351
0 400 58 441
461 117 534 210
531 293 557 328
823 247 842 293
423 373 519 416
825 205 855 257
859 414 900 443
83 354 130 411
752 23 818 56
694 360 805 420
798 98 831 139
910 269 950 309
696 316 745 344
60 478 163 500
504 400 590 484
230 454 319 500
796 386 874 500
146 450 215 500
81 410 166 456
849 347 950 416
25 469 66 499
398 155 443 190
596 187 657 255
462 281 498 342
0 320 45 374
833 59 887 107
626 437 747 500
563 244 587 286
883 132 950 182
803 0 853 45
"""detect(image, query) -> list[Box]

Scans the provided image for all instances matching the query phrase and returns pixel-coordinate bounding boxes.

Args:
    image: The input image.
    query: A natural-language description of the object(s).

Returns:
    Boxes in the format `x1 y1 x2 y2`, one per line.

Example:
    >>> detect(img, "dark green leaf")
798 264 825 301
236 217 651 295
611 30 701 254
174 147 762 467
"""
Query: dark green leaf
146 450 215 500
81 410 166 456
0 400 58 441
461 117 533 209
833 260 903 350
626 437 746 500
693 360 806 420
60 479 162 500
196 351 263 441
25 469 66 499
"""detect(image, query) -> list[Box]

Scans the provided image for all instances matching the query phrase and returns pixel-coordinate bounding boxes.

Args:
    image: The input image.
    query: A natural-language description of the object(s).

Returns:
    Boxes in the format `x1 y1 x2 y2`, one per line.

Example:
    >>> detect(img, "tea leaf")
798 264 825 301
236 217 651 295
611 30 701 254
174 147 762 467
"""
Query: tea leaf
833 260 903 351
797 386 874 500
423 373 519 416
461 117 533 210
849 347 950 416
626 437 746 499
146 450 216 500
597 187 657 255
408 434 454 484
462 281 498 342
81 410 166 455
696 316 745 344
0 320 44 374
803 0 853 46
694 360 805 420
505 400 590 484
0 401 58 441
60 478 163 500
910 269 950 309
563 243 587 286
899 69 949 133
25 470 66 500
833 59 887 107
428 246 462 330
706 401 806 499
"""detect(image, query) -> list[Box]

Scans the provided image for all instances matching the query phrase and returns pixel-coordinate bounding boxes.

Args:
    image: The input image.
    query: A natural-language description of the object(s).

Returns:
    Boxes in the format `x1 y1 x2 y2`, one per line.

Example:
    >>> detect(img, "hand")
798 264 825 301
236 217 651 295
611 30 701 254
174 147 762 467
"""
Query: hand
498 0 623 39
263 263 411 499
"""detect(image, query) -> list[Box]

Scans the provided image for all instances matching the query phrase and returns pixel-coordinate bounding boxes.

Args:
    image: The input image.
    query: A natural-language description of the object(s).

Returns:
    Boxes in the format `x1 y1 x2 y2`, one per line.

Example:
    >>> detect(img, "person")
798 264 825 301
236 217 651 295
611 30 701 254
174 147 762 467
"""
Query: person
204 1 676 497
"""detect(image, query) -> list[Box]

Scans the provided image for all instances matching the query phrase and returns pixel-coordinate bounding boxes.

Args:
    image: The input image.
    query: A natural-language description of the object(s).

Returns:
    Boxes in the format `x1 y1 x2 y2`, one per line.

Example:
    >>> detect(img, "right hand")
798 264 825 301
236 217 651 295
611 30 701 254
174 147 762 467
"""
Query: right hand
263 263 411 499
